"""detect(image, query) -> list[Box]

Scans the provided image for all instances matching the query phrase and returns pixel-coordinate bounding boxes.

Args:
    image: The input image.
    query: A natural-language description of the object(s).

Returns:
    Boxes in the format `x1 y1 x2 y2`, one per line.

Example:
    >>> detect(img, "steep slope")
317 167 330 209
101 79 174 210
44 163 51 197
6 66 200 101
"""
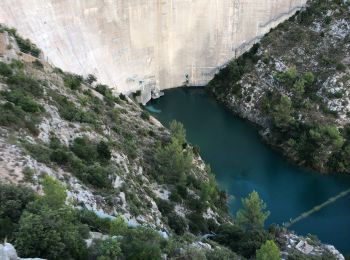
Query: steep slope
0 25 345 259
209 0 350 173
0 25 231 232
0 0 306 101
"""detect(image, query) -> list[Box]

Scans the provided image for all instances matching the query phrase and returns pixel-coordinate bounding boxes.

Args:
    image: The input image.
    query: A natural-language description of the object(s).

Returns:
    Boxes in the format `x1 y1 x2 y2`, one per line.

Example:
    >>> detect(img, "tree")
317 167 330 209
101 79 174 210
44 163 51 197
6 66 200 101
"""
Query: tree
86 74 97 85
0 183 35 240
236 191 270 231
15 178 88 259
256 240 280 260
169 120 187 146
271 95 294 129
155 138 192 184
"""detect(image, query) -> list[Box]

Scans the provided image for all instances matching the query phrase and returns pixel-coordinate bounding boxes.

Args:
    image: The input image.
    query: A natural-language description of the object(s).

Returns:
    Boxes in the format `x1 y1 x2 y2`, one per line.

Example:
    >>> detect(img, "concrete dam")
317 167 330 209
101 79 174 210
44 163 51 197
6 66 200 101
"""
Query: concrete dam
0 0 306 103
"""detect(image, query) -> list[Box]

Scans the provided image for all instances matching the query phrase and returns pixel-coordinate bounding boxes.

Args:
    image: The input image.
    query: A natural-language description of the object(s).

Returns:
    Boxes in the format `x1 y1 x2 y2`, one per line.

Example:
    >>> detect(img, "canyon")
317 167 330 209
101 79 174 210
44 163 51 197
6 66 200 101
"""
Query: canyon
0 0 306 103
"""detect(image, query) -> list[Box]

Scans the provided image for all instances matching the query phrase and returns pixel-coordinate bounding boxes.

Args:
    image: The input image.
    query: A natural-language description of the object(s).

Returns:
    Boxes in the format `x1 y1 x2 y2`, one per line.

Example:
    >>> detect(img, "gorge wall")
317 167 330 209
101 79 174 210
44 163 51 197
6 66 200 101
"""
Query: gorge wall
0 0 306 102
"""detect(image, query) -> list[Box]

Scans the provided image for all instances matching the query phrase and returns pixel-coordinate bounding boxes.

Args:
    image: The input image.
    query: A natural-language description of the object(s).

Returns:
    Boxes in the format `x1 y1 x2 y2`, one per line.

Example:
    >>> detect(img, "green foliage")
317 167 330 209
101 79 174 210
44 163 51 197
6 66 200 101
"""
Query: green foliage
236 191 270 231
256 240 280 260
39 176 67 208
22 167 35 182
86 74 97 85
0 61 13 77
271 95 295 129
170 120 187 145
77 209 112 233
15 207 88 260
95 84 109 96
88 238 121 260
15 178 88 259
187 212 208 234
63 73 83 90
206 247 239 260
141 110 150 121
120 227 165 260
155 138 193 184
109 215 128 236
71 136 99 164
0 182 35 240
97 141 112 162
14 35 41 57
167 213 187 235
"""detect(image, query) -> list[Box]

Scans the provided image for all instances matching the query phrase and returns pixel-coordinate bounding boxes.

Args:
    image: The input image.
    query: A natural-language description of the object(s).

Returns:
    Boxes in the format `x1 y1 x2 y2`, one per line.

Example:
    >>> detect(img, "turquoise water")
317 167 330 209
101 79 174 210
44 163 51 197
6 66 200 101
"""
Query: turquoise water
147 87 350 254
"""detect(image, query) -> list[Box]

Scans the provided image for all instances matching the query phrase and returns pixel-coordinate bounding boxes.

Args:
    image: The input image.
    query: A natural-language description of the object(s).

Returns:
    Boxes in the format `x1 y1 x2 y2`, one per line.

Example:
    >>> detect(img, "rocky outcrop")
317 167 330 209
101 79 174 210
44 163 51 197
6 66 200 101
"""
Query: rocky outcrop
0 0 306 102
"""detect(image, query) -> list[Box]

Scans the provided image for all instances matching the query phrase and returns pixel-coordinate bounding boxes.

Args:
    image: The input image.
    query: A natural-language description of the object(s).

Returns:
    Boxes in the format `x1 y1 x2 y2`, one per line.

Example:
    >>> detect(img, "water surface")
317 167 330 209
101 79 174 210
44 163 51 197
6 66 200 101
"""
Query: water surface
147 87 350 254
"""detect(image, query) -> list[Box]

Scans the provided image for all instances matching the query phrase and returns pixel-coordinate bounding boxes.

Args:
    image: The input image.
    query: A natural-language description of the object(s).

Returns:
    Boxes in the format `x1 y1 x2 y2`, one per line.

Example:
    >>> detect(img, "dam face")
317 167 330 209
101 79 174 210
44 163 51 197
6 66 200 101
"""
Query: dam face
0 0 306 100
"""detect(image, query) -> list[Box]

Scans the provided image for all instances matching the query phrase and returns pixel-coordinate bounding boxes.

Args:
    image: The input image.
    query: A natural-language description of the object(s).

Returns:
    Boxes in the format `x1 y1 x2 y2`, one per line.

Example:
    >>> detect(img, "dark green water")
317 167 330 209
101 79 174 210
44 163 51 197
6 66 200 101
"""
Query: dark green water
147 87 350 254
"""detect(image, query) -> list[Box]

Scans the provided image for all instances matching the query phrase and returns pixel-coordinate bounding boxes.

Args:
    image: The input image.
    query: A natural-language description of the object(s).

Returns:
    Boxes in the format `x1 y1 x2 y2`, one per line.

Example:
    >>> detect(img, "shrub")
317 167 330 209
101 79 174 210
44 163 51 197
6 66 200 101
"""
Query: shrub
15 35 41 57
141 110 150 121
77 209 112 233
156 199 174 215
187 212 208 234
88 238 121 260
71 137 98 164
22 167 35 182
256 240 280 260
109 215 128 236
0 182 35 240
0 61 13 77
95 84 108 96
86 74 97 85
168 213 187 235
97 141 112 162
63 73 83 90
121 227 165 260
84 164 112 188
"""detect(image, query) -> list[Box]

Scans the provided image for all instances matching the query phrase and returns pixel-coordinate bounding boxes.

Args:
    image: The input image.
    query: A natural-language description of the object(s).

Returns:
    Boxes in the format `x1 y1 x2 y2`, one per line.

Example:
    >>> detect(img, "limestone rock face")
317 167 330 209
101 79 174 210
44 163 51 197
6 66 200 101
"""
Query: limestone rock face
0 0 306 96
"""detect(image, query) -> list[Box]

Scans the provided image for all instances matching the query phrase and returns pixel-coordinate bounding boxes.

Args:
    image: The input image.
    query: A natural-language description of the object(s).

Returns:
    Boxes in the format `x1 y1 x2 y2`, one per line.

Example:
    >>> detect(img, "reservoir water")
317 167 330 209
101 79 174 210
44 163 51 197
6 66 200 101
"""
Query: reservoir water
147 87 350 254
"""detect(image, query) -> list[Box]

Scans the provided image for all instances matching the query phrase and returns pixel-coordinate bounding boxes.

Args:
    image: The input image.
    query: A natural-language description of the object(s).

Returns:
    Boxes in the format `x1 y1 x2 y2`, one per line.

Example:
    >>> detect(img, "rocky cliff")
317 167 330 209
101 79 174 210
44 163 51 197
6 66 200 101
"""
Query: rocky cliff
209 0 350 173
0 0 306 103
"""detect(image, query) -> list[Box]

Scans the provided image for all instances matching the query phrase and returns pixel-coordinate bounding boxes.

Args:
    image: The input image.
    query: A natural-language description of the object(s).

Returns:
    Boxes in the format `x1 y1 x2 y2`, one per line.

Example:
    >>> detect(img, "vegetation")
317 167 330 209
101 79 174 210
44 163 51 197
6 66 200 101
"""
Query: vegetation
209 0 350 173
236 191 270 231
256 240 281 260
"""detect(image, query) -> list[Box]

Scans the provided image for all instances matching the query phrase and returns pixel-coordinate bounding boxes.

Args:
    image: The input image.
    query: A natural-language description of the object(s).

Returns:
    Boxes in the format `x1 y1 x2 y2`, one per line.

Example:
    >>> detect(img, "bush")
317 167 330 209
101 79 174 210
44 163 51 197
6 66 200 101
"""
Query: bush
77 209 111 233
88 238 121 260
15 35 41 57
97 141 111 162
0 61 13 77
64 73 83 90
109 215 128 236
86 74 97 85
121 227 165 260
71 137 98 164
156 199 174 215
141 110 150 121
187 212 208 234
15 177 88 259
0 182 35 240
168 213 187 235
256 240 280 260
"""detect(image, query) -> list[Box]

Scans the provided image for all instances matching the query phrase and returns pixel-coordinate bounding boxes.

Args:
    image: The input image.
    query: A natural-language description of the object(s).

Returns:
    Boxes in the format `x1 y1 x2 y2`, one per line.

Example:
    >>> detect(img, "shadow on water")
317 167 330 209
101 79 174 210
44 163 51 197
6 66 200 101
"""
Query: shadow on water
147 87 350 254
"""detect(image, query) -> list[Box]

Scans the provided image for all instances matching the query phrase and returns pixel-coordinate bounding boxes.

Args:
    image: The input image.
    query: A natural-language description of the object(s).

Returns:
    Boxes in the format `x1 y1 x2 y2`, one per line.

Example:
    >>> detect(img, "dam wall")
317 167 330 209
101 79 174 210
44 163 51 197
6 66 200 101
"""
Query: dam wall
0 0 306 100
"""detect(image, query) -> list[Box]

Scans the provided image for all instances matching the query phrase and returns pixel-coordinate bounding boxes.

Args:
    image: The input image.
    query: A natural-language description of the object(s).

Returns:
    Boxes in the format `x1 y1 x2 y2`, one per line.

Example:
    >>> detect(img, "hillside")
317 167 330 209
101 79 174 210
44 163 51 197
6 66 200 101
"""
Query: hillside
209 0 350 173
0 24 345 259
